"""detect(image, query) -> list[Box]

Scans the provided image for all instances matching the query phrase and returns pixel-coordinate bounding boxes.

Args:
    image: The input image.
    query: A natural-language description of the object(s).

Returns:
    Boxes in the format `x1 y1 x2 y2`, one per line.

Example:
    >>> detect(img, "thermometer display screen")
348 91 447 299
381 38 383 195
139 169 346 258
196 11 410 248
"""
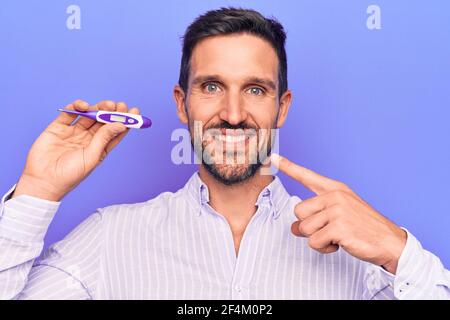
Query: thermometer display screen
110 114 127 122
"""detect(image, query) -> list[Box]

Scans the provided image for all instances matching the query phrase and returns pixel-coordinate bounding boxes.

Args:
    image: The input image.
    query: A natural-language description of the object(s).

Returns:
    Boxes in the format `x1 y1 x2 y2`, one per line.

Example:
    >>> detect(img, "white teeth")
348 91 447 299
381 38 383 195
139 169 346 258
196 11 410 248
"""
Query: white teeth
216 134 247 143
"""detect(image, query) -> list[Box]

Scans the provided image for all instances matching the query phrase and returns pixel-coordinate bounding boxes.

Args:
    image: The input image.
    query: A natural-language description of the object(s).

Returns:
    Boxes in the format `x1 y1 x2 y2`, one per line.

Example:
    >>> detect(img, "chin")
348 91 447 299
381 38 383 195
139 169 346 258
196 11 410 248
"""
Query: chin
203 162 261 186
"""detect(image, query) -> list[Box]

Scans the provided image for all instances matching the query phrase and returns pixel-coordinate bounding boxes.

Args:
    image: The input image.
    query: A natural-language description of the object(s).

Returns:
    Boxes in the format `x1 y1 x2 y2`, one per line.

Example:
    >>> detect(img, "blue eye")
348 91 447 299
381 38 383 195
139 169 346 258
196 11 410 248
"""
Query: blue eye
248 87 264 95
205 83 219 93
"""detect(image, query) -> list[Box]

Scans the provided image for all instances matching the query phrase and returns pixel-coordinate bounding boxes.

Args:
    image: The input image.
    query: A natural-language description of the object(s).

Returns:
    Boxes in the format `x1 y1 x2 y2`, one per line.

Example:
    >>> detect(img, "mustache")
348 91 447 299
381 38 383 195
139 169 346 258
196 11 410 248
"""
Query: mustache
204 121 259 131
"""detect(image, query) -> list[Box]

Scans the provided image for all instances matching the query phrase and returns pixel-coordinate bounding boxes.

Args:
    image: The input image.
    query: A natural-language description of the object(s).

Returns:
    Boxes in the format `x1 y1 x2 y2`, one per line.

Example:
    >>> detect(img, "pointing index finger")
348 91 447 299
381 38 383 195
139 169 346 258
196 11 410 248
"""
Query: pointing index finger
270 153 343 195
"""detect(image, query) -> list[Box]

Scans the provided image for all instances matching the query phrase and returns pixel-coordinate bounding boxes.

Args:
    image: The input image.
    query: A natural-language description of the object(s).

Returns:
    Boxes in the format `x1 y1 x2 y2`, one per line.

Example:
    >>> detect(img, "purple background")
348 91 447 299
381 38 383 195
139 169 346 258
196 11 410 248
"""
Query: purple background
1 0 449 267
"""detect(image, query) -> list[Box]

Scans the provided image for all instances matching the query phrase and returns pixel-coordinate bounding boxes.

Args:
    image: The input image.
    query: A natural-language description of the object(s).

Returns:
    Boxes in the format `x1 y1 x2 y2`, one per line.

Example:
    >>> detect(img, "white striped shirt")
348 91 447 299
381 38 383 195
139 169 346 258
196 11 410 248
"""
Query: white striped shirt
0 172 449 299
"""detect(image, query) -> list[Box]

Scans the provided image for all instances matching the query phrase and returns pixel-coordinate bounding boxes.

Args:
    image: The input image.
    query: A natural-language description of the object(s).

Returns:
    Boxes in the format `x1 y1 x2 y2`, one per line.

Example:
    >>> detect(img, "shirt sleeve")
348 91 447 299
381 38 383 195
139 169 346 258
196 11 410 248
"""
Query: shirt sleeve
0 185 104 300
364 228 450 300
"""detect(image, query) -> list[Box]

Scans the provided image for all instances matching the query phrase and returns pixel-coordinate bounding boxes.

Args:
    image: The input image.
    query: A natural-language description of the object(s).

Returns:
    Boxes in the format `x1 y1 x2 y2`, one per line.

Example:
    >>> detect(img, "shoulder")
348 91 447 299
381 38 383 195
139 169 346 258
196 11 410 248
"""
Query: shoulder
95 187 192 227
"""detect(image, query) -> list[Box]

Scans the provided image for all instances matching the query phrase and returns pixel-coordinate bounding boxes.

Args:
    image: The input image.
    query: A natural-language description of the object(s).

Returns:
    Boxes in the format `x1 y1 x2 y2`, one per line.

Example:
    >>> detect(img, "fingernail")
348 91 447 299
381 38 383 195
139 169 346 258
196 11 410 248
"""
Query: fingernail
270 153 280 167
291 221 303 237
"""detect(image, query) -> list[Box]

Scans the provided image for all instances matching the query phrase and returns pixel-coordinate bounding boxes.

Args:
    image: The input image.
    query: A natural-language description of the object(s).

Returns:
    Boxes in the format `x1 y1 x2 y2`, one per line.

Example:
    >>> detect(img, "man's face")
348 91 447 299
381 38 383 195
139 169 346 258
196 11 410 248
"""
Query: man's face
174 33 291 185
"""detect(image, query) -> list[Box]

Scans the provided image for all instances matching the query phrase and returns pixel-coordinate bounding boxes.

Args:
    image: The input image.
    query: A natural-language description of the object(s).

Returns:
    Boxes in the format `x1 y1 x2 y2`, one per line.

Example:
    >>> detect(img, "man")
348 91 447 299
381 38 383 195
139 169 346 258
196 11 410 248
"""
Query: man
0 7 448 300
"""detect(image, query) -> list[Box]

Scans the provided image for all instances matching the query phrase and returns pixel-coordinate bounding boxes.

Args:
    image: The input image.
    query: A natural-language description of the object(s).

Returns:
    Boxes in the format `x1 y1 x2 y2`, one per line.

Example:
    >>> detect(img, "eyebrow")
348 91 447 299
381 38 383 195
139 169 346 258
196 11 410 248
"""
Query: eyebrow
245 76 277 91
191 75 277 91
191 75 222 86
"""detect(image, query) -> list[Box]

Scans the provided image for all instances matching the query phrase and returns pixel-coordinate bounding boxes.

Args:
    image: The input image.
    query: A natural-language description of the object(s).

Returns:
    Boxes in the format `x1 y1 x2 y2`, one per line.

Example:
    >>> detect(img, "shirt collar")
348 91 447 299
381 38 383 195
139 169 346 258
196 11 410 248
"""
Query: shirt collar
184 171 290 219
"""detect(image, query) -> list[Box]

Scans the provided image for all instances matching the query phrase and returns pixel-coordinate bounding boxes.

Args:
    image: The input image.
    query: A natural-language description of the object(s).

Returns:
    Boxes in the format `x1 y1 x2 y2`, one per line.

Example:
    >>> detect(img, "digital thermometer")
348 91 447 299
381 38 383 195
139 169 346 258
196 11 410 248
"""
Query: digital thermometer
58 108 152 129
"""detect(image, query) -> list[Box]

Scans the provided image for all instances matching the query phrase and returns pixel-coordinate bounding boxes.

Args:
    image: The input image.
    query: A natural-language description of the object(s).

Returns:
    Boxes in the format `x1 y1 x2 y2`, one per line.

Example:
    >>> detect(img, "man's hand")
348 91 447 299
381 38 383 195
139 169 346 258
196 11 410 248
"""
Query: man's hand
271 153 407 274
12 100 140 202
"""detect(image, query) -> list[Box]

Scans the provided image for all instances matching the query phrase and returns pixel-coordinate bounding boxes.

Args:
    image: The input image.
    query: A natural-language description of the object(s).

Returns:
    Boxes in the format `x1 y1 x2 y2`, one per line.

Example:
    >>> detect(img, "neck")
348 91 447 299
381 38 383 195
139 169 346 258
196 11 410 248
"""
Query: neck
198 165 274 252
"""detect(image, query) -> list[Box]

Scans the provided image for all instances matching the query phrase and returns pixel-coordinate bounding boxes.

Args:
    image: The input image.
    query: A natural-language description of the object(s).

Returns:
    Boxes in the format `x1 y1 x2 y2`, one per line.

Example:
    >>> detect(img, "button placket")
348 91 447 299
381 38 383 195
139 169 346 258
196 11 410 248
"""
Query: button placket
229 205 267 299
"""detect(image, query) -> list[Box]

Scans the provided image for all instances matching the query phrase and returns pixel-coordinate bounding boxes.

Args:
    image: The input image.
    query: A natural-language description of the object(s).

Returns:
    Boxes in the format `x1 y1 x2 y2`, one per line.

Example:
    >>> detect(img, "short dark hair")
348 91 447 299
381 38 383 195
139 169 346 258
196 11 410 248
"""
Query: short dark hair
179 7 288 99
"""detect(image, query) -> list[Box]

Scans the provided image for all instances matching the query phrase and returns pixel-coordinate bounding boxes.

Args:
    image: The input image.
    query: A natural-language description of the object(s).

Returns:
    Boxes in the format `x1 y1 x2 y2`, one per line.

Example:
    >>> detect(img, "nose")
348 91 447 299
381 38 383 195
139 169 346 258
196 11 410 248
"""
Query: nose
218 89 248 125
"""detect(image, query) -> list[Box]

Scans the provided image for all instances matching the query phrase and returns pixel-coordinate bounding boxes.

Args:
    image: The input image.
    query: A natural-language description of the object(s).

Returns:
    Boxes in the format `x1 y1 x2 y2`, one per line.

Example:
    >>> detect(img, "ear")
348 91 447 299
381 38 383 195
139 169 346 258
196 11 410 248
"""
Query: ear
173 85 188 124
276 89 293 128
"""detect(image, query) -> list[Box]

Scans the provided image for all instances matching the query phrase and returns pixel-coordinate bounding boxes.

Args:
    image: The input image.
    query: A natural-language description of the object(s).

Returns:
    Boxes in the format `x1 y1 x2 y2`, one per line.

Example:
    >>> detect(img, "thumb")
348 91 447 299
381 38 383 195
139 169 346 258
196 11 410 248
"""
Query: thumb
85 122 127 167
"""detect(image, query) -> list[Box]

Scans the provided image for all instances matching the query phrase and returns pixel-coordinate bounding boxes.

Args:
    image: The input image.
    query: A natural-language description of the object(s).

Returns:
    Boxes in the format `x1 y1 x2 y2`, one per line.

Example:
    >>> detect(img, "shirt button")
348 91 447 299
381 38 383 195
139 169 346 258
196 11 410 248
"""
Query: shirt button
235 285 242 293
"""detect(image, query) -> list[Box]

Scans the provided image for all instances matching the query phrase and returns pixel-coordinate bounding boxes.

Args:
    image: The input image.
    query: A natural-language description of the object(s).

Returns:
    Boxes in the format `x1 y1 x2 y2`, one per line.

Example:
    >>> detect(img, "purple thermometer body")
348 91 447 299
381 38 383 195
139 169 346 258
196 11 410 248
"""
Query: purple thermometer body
58 108 152 129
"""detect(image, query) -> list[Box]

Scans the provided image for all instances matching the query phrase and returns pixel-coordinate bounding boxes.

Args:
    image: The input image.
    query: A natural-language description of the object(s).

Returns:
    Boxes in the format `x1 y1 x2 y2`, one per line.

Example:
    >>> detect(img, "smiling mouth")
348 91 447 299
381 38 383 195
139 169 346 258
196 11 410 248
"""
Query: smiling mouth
216 134 248 143
213 129 257 144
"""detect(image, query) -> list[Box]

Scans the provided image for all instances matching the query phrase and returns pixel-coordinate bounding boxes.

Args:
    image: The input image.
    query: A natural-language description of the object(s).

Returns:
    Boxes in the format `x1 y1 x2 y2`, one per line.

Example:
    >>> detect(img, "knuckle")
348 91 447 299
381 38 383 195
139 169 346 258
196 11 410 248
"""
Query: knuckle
295 209 306 221
331 204 345 217
332 217 347 234
329 181 350 193
75 99 88 106
294 203 306 219
337 182 353 195
117 101 127 109
99 100 114 109
331 189 347 202
298 221 311 236
329 190 341 202
308 234 319 249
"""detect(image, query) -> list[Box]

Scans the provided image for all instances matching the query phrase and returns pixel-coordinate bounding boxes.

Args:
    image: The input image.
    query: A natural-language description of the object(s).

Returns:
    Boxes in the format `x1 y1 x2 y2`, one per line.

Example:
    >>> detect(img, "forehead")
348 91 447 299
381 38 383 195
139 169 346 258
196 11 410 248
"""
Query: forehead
189 33 278 83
